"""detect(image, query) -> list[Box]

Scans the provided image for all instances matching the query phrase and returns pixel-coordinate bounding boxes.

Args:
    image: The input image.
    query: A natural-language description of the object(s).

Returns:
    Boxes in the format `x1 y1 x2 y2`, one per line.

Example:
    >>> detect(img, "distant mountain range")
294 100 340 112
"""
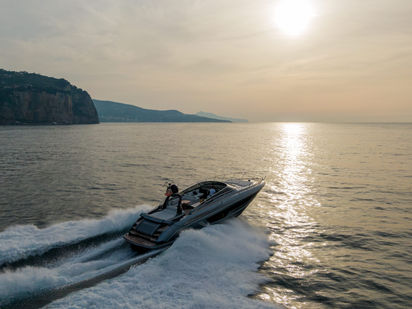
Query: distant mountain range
195 111 248 123
93 100 232 123
0 68 244 125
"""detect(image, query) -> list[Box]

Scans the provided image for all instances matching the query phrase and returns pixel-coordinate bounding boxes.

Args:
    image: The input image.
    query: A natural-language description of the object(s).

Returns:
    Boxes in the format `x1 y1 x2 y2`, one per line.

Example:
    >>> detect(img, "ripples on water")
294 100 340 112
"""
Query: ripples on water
0 123 411 308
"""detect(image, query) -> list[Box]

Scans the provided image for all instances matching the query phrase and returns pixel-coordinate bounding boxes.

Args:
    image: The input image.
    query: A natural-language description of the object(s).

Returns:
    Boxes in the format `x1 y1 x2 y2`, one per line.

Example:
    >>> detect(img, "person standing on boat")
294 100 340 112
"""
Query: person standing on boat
161 184 183 215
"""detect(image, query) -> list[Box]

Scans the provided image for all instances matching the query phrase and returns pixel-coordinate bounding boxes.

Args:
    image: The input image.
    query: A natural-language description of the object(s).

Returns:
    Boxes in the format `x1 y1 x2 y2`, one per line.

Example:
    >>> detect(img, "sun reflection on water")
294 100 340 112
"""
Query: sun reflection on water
257 123 322 308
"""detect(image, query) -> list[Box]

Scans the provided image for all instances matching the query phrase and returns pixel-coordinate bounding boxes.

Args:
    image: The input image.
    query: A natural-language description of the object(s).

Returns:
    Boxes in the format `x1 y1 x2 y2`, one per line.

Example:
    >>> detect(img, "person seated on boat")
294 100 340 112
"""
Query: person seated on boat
161 184 183 215
208 188 216 197
199 187 209 203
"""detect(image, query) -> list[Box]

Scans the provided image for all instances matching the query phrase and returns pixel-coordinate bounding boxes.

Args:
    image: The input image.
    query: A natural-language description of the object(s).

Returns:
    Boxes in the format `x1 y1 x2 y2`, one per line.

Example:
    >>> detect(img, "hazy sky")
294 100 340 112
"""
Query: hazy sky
1 0 411 121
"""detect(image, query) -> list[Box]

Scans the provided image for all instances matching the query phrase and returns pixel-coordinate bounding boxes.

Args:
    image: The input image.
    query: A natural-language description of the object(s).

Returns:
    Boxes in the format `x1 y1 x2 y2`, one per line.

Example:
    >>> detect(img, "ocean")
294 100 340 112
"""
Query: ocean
0 123 411 308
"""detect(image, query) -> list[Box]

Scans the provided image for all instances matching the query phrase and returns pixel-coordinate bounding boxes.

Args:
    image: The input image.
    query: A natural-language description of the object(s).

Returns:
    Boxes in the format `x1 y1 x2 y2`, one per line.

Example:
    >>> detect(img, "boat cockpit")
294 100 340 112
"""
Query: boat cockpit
147 181 231 221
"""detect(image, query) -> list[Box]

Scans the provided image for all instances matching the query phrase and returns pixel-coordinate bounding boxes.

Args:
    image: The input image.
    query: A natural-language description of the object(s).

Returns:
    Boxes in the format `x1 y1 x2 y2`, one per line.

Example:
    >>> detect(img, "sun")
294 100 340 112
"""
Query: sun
273 0 316 36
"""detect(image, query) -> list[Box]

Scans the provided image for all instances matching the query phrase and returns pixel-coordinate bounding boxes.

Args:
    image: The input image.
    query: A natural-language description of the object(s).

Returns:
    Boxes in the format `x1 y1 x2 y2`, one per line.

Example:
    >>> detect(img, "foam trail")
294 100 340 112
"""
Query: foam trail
0 236 161 307
74 238 125 264
0 205 150 266
48 220 280 309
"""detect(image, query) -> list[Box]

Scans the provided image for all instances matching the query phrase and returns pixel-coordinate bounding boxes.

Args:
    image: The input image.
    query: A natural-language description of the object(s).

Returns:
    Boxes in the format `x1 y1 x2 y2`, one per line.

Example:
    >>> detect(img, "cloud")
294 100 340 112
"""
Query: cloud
1 0 412 121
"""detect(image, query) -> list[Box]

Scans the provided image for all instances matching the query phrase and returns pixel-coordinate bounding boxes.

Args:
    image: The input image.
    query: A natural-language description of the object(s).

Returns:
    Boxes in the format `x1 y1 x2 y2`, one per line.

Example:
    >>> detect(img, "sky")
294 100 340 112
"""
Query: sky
1 0 411 122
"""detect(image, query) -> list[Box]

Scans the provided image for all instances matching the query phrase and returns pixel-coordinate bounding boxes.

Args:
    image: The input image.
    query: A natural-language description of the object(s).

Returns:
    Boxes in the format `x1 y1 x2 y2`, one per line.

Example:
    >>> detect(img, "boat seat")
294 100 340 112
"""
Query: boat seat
150 207 180 221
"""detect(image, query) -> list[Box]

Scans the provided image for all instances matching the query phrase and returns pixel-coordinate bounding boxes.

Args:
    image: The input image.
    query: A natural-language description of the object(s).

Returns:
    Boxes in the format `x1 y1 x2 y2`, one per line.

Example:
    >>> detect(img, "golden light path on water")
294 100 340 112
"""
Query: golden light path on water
257 123 323 308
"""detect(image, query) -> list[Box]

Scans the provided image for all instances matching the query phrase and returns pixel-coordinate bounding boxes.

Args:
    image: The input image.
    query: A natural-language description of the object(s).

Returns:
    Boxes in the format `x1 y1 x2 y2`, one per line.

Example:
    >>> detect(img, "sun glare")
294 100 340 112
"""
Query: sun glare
273 0 316 36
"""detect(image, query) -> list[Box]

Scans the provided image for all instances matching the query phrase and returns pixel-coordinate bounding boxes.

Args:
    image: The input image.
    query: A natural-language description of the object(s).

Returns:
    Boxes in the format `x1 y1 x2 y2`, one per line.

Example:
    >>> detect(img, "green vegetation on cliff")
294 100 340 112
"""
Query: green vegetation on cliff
0 69 99 125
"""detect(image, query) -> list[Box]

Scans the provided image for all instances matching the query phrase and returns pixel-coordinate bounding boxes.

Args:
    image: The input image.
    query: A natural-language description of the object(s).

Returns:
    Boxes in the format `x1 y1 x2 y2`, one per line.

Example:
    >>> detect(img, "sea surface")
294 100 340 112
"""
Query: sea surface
0 122 411 308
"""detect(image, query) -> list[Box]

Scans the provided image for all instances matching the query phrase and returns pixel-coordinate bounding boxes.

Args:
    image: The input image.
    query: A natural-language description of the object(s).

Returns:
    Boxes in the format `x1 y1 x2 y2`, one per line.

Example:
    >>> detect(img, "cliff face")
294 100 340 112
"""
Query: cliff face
0 69 99 125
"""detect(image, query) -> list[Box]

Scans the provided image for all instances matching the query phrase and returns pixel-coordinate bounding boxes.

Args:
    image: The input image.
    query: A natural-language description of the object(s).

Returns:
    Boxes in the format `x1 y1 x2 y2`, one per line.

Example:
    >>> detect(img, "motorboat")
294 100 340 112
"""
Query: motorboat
124 177 265 251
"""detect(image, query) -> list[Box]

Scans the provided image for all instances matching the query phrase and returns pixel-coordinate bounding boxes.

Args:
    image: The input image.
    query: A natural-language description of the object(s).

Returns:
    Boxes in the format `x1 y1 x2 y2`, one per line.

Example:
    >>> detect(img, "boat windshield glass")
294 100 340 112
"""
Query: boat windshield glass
180 181 228 207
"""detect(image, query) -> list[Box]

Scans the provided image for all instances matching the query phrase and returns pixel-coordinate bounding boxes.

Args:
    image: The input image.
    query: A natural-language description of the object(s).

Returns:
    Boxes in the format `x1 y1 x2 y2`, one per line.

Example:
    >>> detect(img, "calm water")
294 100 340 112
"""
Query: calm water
0 123 411 308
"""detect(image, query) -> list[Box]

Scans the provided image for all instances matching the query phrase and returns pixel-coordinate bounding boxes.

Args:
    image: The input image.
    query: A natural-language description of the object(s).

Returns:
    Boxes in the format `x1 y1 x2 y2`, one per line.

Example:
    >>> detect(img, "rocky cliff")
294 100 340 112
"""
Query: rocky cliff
0 69 99 125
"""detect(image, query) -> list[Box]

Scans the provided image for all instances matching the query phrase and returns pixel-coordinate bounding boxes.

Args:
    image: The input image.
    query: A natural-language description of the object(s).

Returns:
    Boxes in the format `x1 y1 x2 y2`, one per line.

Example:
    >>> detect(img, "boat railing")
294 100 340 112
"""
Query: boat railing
211 171 266 183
